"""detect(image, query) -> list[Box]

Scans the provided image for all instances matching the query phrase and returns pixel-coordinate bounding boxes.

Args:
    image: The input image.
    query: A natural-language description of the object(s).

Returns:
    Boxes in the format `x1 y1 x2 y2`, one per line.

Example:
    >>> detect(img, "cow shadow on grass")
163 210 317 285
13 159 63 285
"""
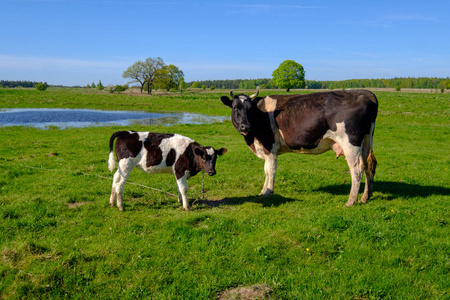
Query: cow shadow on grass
315 181 450 201
194 194 298 209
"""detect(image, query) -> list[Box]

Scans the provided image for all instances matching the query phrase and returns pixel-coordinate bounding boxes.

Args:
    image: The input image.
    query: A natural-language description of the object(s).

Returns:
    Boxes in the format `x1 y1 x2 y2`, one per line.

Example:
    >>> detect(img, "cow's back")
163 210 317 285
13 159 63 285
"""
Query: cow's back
269 90 378 150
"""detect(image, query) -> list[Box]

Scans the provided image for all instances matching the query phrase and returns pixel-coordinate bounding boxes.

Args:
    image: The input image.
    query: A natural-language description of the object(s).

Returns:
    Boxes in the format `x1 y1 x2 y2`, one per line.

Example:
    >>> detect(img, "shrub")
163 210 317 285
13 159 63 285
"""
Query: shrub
35 82 47 91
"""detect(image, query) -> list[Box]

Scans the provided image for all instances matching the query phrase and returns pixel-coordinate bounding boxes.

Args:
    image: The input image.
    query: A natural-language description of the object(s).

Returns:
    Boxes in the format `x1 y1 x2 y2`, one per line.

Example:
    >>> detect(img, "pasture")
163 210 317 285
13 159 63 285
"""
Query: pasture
0 88 449 299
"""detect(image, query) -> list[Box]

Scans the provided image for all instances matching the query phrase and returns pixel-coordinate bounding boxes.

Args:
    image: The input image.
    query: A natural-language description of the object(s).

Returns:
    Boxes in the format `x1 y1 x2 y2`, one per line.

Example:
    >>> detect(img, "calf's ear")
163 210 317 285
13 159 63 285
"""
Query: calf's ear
217 148 227 155
220 96 232 107
194 147 205 157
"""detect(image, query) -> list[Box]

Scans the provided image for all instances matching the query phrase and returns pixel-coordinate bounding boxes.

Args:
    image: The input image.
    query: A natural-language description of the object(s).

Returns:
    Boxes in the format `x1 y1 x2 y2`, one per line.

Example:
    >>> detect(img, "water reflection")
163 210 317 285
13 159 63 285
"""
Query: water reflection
0 108 228 129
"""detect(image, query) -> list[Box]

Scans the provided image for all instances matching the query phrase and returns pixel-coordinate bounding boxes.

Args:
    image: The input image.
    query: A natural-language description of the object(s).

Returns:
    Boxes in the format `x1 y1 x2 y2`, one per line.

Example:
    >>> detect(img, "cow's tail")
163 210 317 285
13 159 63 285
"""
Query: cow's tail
108 131 128 172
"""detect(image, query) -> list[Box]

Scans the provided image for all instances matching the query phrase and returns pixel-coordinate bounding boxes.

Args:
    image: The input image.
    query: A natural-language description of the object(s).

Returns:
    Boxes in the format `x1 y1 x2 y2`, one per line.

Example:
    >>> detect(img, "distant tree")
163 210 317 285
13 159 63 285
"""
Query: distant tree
108 84 128 93
96 80 104 90
123 57 165 94
91 82 96 88
202 85 206 90
166 65 184 90
210 86 215 90
178 76 187 93
272 60 305 92
35 82 47 91
154 67 170 91
191 82 201 88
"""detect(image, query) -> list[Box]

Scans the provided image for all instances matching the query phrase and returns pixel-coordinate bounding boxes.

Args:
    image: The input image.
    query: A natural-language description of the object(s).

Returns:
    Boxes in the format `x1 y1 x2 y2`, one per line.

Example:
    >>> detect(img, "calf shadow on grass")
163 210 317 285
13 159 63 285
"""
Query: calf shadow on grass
195 194 298 209
315 181 450 201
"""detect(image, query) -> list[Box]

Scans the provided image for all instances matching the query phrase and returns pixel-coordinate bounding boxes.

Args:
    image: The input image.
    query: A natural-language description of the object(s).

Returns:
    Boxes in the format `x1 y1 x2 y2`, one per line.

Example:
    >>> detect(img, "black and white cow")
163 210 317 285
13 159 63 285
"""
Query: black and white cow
108 131 227 211
221 88 378 206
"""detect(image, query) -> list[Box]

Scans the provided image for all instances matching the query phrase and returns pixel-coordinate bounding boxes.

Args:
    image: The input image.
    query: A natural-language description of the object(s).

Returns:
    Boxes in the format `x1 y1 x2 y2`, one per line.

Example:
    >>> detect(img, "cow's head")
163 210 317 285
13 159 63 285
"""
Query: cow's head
220 87 260 136
194 146 227 176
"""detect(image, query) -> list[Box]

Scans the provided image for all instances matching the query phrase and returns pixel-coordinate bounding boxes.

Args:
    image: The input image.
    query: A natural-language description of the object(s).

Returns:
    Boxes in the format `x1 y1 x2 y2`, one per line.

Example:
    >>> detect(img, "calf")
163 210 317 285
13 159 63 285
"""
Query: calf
108 131 227 211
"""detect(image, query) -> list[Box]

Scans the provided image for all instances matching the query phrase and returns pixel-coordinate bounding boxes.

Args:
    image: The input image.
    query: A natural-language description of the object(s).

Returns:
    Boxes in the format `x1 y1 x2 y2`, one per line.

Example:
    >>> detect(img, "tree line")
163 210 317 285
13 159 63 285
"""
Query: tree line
0 80 43 88
188 77 450 90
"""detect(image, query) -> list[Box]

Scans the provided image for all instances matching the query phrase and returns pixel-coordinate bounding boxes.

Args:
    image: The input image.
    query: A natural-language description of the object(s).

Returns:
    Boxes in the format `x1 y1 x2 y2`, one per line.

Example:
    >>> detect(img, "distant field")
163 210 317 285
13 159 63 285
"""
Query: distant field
0 88 449 299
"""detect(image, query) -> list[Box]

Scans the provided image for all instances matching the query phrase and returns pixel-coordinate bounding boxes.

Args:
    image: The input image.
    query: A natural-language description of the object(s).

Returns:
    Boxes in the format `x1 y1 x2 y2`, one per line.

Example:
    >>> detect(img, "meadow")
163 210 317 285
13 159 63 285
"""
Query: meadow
0 88 449 299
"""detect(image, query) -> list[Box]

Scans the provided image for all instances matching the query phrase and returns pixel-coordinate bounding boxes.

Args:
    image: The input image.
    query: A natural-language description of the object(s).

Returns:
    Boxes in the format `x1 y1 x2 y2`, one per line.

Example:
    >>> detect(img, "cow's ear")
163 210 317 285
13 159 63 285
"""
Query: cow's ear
217 148 227 155
194 147 205 157
221 96 232 107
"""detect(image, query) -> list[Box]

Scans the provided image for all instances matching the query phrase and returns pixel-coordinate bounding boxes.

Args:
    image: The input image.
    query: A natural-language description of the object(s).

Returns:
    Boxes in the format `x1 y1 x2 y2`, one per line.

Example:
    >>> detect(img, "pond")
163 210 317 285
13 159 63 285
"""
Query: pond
0 108 228 129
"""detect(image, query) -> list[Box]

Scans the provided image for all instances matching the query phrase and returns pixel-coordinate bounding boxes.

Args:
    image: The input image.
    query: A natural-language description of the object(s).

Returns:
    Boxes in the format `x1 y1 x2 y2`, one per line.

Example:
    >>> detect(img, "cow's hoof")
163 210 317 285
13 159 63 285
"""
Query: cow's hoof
118 207 124 211
360 193 372 204
259 189 274 197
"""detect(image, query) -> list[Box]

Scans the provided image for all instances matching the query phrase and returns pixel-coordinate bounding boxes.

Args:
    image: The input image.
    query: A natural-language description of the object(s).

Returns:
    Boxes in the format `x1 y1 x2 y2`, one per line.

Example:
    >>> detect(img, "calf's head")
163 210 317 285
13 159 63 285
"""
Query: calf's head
194 146 227 176
220 88 259 136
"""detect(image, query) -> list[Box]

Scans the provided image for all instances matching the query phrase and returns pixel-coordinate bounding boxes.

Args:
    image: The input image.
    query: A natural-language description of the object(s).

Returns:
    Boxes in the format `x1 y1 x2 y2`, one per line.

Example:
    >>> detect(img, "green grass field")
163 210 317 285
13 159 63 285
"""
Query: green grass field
1 88 449 299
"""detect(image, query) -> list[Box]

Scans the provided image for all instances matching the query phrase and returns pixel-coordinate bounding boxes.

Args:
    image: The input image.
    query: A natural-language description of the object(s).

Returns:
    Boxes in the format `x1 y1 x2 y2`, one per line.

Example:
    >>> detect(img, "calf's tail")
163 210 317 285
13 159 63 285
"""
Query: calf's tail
108 131 128 172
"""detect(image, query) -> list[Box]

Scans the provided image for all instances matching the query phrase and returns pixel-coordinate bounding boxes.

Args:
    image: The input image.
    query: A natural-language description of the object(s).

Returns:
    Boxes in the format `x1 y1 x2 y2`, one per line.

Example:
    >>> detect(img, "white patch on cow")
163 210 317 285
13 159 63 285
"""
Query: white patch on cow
257 96 277 112
108 151 116 172
206 148 214 156
288 122 357 156
137 131 149 141
138 134 193 174
253 139 268 160
239 95 247 103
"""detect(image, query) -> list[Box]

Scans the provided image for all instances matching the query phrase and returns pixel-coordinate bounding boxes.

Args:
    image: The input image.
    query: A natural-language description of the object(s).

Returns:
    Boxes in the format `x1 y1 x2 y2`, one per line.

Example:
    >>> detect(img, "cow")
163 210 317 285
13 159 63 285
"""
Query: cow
221 88 378 206
108 131 227 211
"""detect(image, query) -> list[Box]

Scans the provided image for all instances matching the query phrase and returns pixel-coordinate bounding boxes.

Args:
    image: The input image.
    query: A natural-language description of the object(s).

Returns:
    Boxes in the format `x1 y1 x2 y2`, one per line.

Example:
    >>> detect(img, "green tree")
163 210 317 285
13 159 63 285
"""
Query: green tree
272 60 305 92
178 76 187 93
91 82 96 88
35 82 47 91
154 67 171 91
166 65 184 90
191 82 201 88
96 80 104 90
123 57 165 94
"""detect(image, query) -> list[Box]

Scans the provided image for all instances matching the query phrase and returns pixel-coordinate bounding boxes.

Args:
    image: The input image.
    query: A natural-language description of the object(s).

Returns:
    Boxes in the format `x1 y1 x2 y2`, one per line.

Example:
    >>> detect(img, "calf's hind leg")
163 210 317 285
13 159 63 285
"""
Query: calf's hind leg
110 159 135 211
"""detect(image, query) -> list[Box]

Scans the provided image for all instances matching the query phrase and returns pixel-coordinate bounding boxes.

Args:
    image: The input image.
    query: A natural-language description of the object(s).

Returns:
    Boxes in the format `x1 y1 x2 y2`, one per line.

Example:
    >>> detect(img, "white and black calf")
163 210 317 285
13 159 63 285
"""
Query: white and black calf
221 88 378 206
108 131 227 211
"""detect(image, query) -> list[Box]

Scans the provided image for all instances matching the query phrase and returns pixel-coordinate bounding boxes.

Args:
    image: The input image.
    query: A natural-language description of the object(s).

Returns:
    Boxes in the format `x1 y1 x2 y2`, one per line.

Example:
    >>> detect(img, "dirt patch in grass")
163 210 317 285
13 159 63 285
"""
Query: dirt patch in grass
68 202 90 209
217 284 275 300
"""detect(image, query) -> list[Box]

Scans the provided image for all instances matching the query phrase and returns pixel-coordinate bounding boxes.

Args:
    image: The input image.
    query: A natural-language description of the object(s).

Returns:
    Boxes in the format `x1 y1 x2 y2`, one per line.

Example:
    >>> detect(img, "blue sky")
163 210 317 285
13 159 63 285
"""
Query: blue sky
1 0 449 86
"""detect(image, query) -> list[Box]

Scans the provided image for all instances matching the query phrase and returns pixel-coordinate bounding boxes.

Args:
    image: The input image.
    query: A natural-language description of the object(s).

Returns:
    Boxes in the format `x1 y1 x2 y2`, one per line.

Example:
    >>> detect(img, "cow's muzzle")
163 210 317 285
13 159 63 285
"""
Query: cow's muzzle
239 124 251 136
207 170 216 176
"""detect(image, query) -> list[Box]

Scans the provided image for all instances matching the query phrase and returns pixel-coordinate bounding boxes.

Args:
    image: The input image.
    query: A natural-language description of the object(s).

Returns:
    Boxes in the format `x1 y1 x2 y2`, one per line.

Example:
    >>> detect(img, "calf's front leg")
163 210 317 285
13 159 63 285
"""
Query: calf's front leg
176 174 190 211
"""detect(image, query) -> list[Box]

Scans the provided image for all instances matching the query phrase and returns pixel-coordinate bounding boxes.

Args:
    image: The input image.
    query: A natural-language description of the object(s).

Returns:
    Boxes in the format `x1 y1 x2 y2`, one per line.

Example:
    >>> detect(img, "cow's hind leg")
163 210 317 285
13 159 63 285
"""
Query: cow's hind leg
111 159 135 211
110 171 121 207
343 146 364 207
361 133 377 203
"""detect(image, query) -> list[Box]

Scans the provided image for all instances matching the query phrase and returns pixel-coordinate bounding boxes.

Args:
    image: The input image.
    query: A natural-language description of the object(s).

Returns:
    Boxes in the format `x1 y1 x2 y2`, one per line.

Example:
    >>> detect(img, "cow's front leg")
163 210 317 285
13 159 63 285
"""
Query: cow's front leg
259 154 277 196
176 174 190 211
176 186 183 205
